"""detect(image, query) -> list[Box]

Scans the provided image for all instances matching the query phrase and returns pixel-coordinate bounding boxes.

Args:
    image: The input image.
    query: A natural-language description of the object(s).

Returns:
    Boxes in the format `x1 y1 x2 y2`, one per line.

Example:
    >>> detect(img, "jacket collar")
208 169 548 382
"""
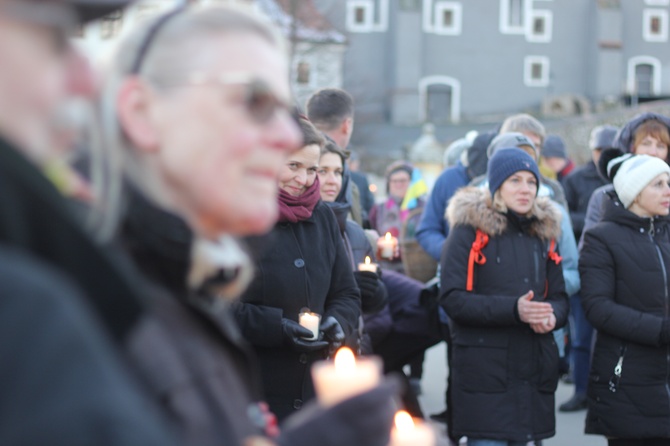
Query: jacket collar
602 190 670 234
446 186 562 240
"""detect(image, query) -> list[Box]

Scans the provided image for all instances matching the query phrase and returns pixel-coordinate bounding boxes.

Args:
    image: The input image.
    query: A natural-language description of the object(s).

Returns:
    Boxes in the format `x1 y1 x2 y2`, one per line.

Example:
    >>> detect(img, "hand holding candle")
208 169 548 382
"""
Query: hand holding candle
358 255 379 273
311 347 382 407
389 411 436 446
377 232 399 260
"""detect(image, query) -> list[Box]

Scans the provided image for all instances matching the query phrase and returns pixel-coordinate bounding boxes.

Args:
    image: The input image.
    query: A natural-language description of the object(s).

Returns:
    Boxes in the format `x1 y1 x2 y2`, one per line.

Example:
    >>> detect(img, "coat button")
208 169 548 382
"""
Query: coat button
294 258 305 268
299 354 307 364
293 399 303 409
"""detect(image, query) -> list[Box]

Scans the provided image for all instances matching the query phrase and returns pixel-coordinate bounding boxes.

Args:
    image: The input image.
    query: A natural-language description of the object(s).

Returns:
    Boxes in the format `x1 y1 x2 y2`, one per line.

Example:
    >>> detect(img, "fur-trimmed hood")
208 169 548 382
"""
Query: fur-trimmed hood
446 187 562 240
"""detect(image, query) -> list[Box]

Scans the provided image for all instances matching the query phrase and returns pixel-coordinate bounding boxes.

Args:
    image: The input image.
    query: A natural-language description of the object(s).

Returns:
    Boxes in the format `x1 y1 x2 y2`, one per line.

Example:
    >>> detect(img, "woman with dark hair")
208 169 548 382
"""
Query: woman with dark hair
580 152 670 446
234 116 360 421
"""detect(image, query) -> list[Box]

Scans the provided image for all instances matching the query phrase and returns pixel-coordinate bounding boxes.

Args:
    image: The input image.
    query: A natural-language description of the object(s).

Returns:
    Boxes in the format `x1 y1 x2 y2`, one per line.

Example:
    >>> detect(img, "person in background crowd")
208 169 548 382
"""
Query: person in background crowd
348 149 375 224
558 124 618 413
580 153 670 445
234 116 361 422
317 141 442 420
443 137 471 168
98 5 398 446
441 148 568 446
369 160 426 273
580 112 670 248
499 113 568 208
0 0 179 443
541 134 575 184
306 88 366 226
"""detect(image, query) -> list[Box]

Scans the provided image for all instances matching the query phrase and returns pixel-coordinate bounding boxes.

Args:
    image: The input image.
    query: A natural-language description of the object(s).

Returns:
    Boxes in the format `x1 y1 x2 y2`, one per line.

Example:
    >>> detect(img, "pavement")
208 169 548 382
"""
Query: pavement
417 342 606 446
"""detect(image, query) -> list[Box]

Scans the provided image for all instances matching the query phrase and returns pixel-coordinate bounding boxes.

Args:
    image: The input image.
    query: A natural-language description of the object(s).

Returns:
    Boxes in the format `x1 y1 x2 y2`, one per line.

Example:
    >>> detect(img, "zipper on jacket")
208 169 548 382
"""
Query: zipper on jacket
609 344 627 393
533 243 540 285
648 226 670 406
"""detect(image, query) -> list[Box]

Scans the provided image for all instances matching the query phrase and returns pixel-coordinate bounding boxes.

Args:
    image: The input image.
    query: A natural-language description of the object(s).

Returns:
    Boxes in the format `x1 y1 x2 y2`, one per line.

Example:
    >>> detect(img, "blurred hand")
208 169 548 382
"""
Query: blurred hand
281 318 328 352
530 312 556 334
320 316 345 355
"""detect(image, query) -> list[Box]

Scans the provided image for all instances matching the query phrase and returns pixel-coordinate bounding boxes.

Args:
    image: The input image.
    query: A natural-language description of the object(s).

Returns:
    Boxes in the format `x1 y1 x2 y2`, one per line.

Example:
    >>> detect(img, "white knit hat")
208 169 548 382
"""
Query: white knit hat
610 154 670 208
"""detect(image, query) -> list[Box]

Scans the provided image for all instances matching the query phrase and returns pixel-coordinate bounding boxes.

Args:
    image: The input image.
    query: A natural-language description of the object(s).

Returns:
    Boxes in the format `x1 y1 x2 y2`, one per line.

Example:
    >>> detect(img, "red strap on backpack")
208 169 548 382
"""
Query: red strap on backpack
466 229 489 291
548 238 562 265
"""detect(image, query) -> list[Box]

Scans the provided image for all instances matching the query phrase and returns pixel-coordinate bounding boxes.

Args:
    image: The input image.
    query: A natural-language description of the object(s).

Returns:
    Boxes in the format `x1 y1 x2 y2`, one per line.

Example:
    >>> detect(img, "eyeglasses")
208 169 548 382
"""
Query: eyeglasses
165 72 295 126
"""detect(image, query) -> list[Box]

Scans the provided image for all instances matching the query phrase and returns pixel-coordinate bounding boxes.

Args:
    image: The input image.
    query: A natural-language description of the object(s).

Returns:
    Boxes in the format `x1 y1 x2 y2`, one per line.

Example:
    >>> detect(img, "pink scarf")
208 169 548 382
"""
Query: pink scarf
278 178 321 223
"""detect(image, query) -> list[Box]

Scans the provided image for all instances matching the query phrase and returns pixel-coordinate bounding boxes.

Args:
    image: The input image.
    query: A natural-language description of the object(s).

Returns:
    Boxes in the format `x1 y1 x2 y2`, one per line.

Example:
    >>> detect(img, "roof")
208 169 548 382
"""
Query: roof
256 0 346 44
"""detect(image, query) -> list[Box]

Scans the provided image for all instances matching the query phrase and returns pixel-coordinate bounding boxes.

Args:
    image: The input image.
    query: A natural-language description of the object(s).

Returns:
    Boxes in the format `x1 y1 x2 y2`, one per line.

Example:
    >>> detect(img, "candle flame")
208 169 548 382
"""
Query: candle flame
385 232 392 241
394 410 415 431
334 347 355 372
364 256 371 265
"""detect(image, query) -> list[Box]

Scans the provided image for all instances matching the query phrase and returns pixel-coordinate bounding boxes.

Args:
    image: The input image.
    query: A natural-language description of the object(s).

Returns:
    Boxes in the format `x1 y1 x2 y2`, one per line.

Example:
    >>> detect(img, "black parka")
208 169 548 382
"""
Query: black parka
580 192 670 439
235 201 361 421
440 187 568 443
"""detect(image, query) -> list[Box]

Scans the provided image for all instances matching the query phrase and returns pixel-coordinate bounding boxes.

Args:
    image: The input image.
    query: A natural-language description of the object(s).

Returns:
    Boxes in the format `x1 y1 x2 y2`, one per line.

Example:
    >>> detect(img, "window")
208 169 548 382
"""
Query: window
643 9 668 41
424 1 462 35
524 56 550 87
418 76 461 123
627 56 662 96
645 0 669 5
500 0 527 34
526 10 552 42
346 0 389 32
296 62 311 85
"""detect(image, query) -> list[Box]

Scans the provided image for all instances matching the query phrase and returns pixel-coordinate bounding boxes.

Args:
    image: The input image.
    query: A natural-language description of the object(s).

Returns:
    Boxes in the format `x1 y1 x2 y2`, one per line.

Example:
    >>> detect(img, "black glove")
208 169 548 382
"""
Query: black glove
320 316 345 355
281 318 328 352
354 271 387 314
354 270 379 300
277 375 403 446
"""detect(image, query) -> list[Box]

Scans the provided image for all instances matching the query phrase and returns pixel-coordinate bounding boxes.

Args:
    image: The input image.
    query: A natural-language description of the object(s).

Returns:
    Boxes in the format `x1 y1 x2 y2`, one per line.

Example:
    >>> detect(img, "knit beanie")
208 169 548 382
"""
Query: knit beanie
610 154 670 208
488 148 541 197
487 132 537 159
542 135 567 159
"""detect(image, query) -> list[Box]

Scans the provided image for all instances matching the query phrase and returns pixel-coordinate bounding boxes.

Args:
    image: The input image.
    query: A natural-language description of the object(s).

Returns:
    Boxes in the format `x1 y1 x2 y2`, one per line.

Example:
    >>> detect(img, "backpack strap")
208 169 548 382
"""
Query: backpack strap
467 229 489 291
548 238 562 265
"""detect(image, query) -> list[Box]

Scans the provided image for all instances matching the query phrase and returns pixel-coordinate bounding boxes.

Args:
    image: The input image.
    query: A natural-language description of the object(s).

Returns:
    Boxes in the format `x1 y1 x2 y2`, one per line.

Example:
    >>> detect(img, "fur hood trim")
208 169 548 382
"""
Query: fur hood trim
446 187 562 240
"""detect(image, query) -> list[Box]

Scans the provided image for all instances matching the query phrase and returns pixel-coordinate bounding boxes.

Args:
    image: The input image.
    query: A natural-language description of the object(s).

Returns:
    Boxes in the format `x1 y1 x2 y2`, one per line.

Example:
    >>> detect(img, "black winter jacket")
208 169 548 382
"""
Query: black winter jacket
440 187 568 442
563 161 607 240
235 201 361 421
580 192 670 439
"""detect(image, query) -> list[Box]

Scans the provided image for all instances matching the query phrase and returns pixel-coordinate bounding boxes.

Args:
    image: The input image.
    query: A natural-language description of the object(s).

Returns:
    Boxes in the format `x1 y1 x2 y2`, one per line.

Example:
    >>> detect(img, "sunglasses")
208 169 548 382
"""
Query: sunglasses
174 72 296 126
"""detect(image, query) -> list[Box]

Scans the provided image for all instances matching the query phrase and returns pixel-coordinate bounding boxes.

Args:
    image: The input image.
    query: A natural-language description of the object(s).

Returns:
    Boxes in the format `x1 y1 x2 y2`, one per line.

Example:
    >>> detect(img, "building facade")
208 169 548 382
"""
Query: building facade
314 0 670 125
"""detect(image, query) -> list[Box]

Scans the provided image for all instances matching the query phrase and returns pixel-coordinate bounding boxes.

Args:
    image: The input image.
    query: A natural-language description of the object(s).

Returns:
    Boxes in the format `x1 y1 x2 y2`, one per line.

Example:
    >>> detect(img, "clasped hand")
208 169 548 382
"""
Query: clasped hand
517 290 556 334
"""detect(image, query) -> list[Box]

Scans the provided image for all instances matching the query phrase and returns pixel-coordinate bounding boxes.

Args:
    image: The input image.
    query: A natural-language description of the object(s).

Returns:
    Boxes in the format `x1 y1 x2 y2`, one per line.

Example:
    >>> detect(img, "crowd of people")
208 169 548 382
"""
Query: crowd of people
1 1 670 446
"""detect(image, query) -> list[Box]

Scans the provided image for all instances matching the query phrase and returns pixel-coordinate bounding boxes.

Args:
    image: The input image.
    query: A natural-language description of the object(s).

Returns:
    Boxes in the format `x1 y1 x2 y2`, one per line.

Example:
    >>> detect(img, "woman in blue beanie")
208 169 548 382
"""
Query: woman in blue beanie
440 148 569 446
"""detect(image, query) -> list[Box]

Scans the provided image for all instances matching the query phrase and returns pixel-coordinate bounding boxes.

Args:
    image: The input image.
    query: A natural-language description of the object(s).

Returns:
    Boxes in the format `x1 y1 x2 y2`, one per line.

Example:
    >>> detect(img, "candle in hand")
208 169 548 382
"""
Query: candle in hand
311 347 381 407
390 411 436 446
358 256 378 273
298 310 320 340
377 232 398 260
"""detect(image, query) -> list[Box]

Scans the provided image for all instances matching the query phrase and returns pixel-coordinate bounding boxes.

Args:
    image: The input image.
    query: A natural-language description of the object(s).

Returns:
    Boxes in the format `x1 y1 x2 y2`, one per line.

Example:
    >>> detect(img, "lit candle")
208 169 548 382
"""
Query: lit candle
298 310 321 340
358 256 378 273
389 411 436 446
311 347 381 407
377 232 398 260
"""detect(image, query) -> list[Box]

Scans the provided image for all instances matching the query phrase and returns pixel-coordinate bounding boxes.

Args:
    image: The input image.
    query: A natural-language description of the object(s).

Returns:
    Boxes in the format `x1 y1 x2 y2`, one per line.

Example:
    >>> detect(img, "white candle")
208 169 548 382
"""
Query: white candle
389 411 436 446
358 256 378 273
311 347 381 407
298 311 320 340
377 232 398 260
